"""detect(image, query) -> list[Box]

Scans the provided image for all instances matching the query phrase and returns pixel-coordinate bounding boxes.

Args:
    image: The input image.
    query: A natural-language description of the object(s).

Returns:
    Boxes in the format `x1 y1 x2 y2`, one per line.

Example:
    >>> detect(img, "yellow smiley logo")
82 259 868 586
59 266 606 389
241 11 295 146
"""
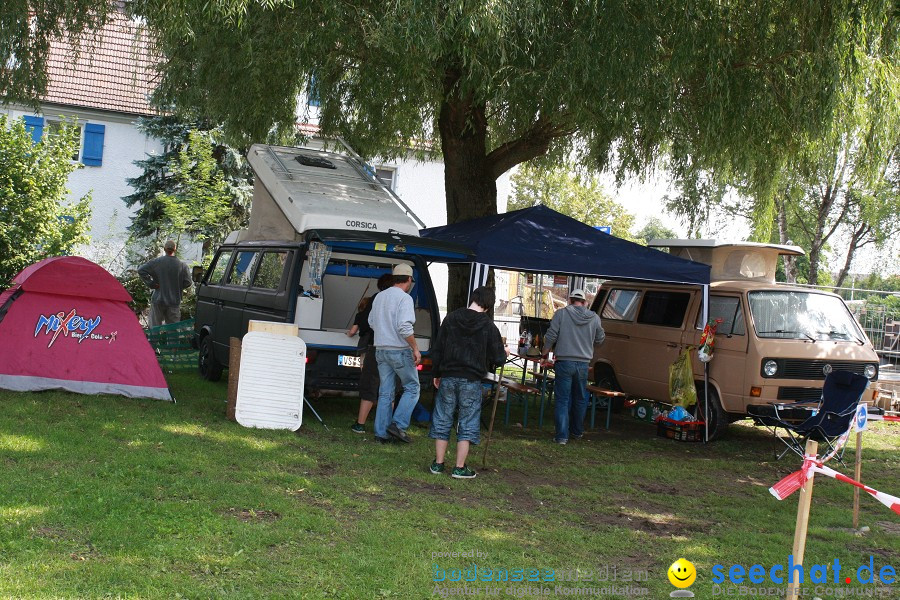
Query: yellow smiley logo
667 558 696 588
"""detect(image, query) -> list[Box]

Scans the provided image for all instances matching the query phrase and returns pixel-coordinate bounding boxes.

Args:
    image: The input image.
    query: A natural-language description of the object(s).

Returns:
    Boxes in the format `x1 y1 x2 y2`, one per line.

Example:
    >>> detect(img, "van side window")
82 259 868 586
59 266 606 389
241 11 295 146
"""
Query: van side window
226 251 260 287
698 295 746 335
253 251 290 290
637 291 691 327
590 289 608 313
206 250 233 285
601 289 640 321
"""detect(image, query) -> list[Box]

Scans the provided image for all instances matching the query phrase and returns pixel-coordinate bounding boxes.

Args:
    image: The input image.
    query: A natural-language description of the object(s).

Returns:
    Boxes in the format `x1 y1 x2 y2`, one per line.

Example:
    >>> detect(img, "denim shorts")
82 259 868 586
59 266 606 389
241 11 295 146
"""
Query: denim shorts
428 377 483 444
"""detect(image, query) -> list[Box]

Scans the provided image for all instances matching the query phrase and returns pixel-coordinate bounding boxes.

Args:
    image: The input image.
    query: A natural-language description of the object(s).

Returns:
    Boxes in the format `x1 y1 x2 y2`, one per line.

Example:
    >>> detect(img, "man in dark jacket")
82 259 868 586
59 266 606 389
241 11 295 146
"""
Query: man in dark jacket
541 289 605 444
428 286 507 479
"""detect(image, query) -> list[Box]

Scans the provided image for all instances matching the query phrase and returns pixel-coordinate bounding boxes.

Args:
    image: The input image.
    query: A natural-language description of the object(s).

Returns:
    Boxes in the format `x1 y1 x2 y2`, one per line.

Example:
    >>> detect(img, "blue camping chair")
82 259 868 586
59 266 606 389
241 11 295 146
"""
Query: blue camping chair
749 370 869 465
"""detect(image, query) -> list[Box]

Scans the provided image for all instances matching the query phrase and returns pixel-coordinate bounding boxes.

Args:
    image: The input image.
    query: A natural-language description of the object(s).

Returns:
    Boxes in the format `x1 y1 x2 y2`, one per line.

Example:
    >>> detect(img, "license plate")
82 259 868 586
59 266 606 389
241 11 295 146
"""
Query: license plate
338 354 361 368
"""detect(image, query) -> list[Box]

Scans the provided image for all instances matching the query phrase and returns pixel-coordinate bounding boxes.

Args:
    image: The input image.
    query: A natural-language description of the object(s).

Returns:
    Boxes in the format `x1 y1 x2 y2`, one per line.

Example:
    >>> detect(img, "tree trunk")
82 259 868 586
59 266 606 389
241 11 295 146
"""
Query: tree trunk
806 184 839 286
439 88 498 312
833 223 871 290
776 196 798 283
437 69 568 310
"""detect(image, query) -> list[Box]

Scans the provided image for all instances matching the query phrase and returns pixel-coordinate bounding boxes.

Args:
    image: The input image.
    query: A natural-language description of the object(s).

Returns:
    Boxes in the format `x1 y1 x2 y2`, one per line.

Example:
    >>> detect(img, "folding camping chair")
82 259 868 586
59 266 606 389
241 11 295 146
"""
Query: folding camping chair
748 370 869 466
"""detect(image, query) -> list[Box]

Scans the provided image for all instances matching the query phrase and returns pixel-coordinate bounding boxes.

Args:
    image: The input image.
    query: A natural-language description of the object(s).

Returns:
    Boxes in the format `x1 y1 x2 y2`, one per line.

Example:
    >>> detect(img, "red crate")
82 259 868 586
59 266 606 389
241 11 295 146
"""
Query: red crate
656 417 705 442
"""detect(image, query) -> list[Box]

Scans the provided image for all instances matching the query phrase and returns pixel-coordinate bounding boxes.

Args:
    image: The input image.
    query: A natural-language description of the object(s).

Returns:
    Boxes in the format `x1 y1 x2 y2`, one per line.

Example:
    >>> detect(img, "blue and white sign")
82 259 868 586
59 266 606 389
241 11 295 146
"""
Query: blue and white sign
595 226 612 234
855 403 868 432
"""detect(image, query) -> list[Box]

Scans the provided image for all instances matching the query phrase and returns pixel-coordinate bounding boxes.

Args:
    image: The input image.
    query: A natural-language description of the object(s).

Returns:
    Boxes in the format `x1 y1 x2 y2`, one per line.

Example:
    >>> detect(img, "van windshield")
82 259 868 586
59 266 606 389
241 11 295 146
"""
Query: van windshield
748 291 865 342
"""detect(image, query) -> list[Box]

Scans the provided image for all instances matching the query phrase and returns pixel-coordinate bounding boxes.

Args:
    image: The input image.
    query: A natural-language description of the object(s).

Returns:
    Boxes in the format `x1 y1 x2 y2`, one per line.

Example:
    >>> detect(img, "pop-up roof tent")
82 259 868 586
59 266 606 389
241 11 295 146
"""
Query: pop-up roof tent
0 257 172 401
420 205 710 287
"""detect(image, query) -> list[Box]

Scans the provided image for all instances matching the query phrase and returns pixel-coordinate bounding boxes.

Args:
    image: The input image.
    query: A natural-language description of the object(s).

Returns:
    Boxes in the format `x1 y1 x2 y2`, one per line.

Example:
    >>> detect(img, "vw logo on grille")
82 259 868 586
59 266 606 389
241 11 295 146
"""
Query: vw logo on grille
823 364 833 375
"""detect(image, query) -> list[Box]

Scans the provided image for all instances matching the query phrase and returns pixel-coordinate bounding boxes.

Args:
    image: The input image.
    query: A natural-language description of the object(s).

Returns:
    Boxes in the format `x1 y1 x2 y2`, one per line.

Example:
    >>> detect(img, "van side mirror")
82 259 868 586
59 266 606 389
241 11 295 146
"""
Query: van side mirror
192 265 205 284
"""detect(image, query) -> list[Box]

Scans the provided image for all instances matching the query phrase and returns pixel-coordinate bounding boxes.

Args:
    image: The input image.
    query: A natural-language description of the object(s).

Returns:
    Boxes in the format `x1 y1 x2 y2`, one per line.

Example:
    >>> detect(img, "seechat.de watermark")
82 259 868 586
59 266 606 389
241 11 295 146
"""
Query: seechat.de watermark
711 555 896 587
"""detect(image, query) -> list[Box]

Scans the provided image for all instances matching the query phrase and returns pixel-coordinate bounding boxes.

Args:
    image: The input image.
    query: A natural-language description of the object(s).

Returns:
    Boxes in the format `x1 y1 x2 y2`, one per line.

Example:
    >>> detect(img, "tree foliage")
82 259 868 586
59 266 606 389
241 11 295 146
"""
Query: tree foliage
633 218 679 246
131 0 897 308
0 1 116 105
0 115 91 287
156 130 251 257
123 116 252 262
6 0 896 306
509 164 635 239
667 20 900 284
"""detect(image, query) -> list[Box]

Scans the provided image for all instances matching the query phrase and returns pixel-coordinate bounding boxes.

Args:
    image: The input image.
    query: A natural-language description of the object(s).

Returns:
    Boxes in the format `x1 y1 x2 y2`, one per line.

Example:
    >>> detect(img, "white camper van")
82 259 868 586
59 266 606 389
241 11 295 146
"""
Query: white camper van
193 144 470 391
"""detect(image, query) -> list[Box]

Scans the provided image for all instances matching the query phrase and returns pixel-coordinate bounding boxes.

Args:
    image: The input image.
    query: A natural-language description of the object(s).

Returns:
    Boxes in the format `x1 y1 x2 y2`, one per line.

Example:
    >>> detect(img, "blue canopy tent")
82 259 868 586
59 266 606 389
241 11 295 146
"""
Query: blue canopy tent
420 205 714 439
419 205 710 287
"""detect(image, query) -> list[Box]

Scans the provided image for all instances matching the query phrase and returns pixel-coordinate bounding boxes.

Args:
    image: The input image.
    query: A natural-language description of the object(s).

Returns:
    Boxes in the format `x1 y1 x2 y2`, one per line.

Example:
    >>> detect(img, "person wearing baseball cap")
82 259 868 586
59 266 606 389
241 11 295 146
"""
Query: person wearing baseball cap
368 263 420 443
541 288 605 444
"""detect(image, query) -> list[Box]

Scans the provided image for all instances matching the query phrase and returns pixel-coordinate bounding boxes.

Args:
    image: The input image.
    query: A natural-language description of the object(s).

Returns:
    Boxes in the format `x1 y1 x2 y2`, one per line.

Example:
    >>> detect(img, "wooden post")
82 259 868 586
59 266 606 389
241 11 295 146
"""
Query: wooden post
226 337 242 421
787 439 818 600
852 431 863 529
248 320 299 336
482 381 505 469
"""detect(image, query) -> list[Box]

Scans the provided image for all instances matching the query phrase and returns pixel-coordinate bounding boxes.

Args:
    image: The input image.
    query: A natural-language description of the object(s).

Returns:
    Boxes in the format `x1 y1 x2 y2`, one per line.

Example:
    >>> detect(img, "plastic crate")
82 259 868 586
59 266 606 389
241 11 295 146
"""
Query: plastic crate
631 399 666 423
146 318 197 371
656 417 705 442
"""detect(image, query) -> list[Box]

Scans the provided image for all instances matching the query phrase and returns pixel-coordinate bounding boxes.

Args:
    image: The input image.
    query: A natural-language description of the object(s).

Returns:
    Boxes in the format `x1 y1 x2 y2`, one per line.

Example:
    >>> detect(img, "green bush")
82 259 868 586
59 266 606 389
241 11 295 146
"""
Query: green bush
0 115 91 287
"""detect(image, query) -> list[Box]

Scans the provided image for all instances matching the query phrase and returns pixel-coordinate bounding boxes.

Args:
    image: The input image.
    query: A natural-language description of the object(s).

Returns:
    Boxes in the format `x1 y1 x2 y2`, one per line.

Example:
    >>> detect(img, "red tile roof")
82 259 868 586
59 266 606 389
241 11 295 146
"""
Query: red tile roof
42 11 159 116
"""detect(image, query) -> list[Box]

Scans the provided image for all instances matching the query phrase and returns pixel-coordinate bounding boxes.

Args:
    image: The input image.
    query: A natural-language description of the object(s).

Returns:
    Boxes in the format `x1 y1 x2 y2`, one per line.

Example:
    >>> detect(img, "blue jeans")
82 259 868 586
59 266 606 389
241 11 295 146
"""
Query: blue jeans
553 360 589 441
429 377 483 444
374 348 420 438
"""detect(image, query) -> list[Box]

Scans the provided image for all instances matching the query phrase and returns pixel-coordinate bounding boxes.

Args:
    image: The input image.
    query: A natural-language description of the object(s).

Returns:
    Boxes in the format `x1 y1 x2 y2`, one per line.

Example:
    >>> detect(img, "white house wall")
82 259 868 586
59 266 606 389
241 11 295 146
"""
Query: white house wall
3 105 167 271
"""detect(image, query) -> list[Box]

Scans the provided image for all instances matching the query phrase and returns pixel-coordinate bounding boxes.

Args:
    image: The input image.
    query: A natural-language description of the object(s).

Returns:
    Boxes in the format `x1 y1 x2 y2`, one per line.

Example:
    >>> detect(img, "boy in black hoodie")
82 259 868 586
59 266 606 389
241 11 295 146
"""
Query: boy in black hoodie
428 287 508 479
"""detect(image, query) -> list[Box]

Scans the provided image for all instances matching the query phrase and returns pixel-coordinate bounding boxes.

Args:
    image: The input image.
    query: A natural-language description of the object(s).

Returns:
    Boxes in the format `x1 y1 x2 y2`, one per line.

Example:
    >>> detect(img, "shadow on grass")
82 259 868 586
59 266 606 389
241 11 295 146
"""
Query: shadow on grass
0 372 896 597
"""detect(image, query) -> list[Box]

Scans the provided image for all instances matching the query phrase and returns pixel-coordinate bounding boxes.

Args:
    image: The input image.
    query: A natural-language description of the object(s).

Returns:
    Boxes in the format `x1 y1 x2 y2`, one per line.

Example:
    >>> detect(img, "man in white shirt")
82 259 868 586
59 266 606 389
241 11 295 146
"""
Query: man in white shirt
368 264 421 443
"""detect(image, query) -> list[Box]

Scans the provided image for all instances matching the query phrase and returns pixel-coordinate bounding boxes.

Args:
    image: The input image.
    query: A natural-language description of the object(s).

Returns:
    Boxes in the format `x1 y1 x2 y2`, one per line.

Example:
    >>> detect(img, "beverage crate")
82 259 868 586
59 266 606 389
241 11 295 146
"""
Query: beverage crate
656 417 705 442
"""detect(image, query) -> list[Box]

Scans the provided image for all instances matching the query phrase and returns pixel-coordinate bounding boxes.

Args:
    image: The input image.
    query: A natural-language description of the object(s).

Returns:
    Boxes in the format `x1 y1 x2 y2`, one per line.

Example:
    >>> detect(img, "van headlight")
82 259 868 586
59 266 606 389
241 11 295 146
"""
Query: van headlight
763 360 778 377
864 364 877 380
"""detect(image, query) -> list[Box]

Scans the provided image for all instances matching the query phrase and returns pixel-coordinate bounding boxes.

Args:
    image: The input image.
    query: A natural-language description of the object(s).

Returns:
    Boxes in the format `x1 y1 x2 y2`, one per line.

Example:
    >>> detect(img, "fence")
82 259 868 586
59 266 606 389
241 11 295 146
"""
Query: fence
849 304 900 367
146 319 198 372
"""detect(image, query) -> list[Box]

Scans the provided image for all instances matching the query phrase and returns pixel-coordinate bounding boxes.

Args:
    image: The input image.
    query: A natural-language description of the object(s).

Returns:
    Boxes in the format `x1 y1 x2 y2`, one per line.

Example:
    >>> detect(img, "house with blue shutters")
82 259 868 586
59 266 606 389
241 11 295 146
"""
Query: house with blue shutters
2 10 163 270
1 9 513 309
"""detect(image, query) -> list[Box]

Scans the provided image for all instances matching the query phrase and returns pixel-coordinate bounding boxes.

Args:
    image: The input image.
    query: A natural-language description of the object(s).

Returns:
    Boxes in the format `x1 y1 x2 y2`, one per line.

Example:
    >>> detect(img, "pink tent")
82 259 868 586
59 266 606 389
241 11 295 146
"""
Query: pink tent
0 256 172 401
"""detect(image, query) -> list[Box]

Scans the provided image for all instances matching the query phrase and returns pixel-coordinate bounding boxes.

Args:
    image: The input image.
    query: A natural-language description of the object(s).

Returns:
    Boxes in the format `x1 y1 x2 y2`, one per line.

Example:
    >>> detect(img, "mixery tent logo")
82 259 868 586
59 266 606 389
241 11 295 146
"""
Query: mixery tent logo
34 309 117 347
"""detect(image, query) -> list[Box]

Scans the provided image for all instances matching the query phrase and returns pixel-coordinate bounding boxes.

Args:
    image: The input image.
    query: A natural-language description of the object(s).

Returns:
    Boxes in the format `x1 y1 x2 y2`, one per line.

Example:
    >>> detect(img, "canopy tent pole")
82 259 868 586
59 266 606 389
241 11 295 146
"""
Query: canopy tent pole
702 283 710 443
568 276 586 297
469 262 489 293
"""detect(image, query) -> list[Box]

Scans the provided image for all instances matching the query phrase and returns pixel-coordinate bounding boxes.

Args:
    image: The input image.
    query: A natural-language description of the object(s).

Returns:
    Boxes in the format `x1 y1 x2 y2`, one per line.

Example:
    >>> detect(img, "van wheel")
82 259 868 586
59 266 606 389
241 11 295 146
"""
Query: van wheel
694 383 727 440
199 335 223 382
592 363 625 412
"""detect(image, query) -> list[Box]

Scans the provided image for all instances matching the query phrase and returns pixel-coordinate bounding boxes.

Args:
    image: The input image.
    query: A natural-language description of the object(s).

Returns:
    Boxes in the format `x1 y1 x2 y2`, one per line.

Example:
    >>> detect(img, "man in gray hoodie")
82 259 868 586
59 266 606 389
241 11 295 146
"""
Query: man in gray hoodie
542 289 605 444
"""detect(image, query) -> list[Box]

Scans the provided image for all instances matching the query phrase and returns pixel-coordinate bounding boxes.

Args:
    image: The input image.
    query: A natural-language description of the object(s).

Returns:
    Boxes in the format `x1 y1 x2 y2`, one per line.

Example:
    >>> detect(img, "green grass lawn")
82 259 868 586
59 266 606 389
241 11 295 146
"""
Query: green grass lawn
0 373 897 599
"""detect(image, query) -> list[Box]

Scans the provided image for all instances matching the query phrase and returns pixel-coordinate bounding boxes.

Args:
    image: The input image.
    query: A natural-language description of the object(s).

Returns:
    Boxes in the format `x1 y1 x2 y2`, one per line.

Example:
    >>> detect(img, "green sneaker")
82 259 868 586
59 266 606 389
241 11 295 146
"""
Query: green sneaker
451 465 477 479
350 423 366 434
429 461 445 475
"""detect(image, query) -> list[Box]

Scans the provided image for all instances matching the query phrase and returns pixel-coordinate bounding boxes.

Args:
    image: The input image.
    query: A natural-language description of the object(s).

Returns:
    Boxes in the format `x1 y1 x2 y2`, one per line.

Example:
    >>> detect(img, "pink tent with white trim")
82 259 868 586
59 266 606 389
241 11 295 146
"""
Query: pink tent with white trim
0 256 172 401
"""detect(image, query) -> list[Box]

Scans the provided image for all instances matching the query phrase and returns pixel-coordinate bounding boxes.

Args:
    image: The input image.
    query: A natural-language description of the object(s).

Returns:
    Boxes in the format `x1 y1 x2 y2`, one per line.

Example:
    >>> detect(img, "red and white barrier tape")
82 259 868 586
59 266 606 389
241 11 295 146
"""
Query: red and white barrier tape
770 454 900 515
867 414 900 422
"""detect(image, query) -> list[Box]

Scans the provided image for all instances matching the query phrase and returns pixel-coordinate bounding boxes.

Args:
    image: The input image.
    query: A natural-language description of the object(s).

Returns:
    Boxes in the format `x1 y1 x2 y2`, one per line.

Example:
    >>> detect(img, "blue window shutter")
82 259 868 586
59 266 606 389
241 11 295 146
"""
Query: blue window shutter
23 116 44 143
82 123 105 166
308 75 320 107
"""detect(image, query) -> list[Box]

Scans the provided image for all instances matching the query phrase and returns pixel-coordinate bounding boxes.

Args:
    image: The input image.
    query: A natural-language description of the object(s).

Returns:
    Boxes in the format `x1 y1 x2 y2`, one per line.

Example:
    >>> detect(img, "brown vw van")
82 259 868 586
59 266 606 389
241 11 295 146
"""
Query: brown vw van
590 241 880 439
